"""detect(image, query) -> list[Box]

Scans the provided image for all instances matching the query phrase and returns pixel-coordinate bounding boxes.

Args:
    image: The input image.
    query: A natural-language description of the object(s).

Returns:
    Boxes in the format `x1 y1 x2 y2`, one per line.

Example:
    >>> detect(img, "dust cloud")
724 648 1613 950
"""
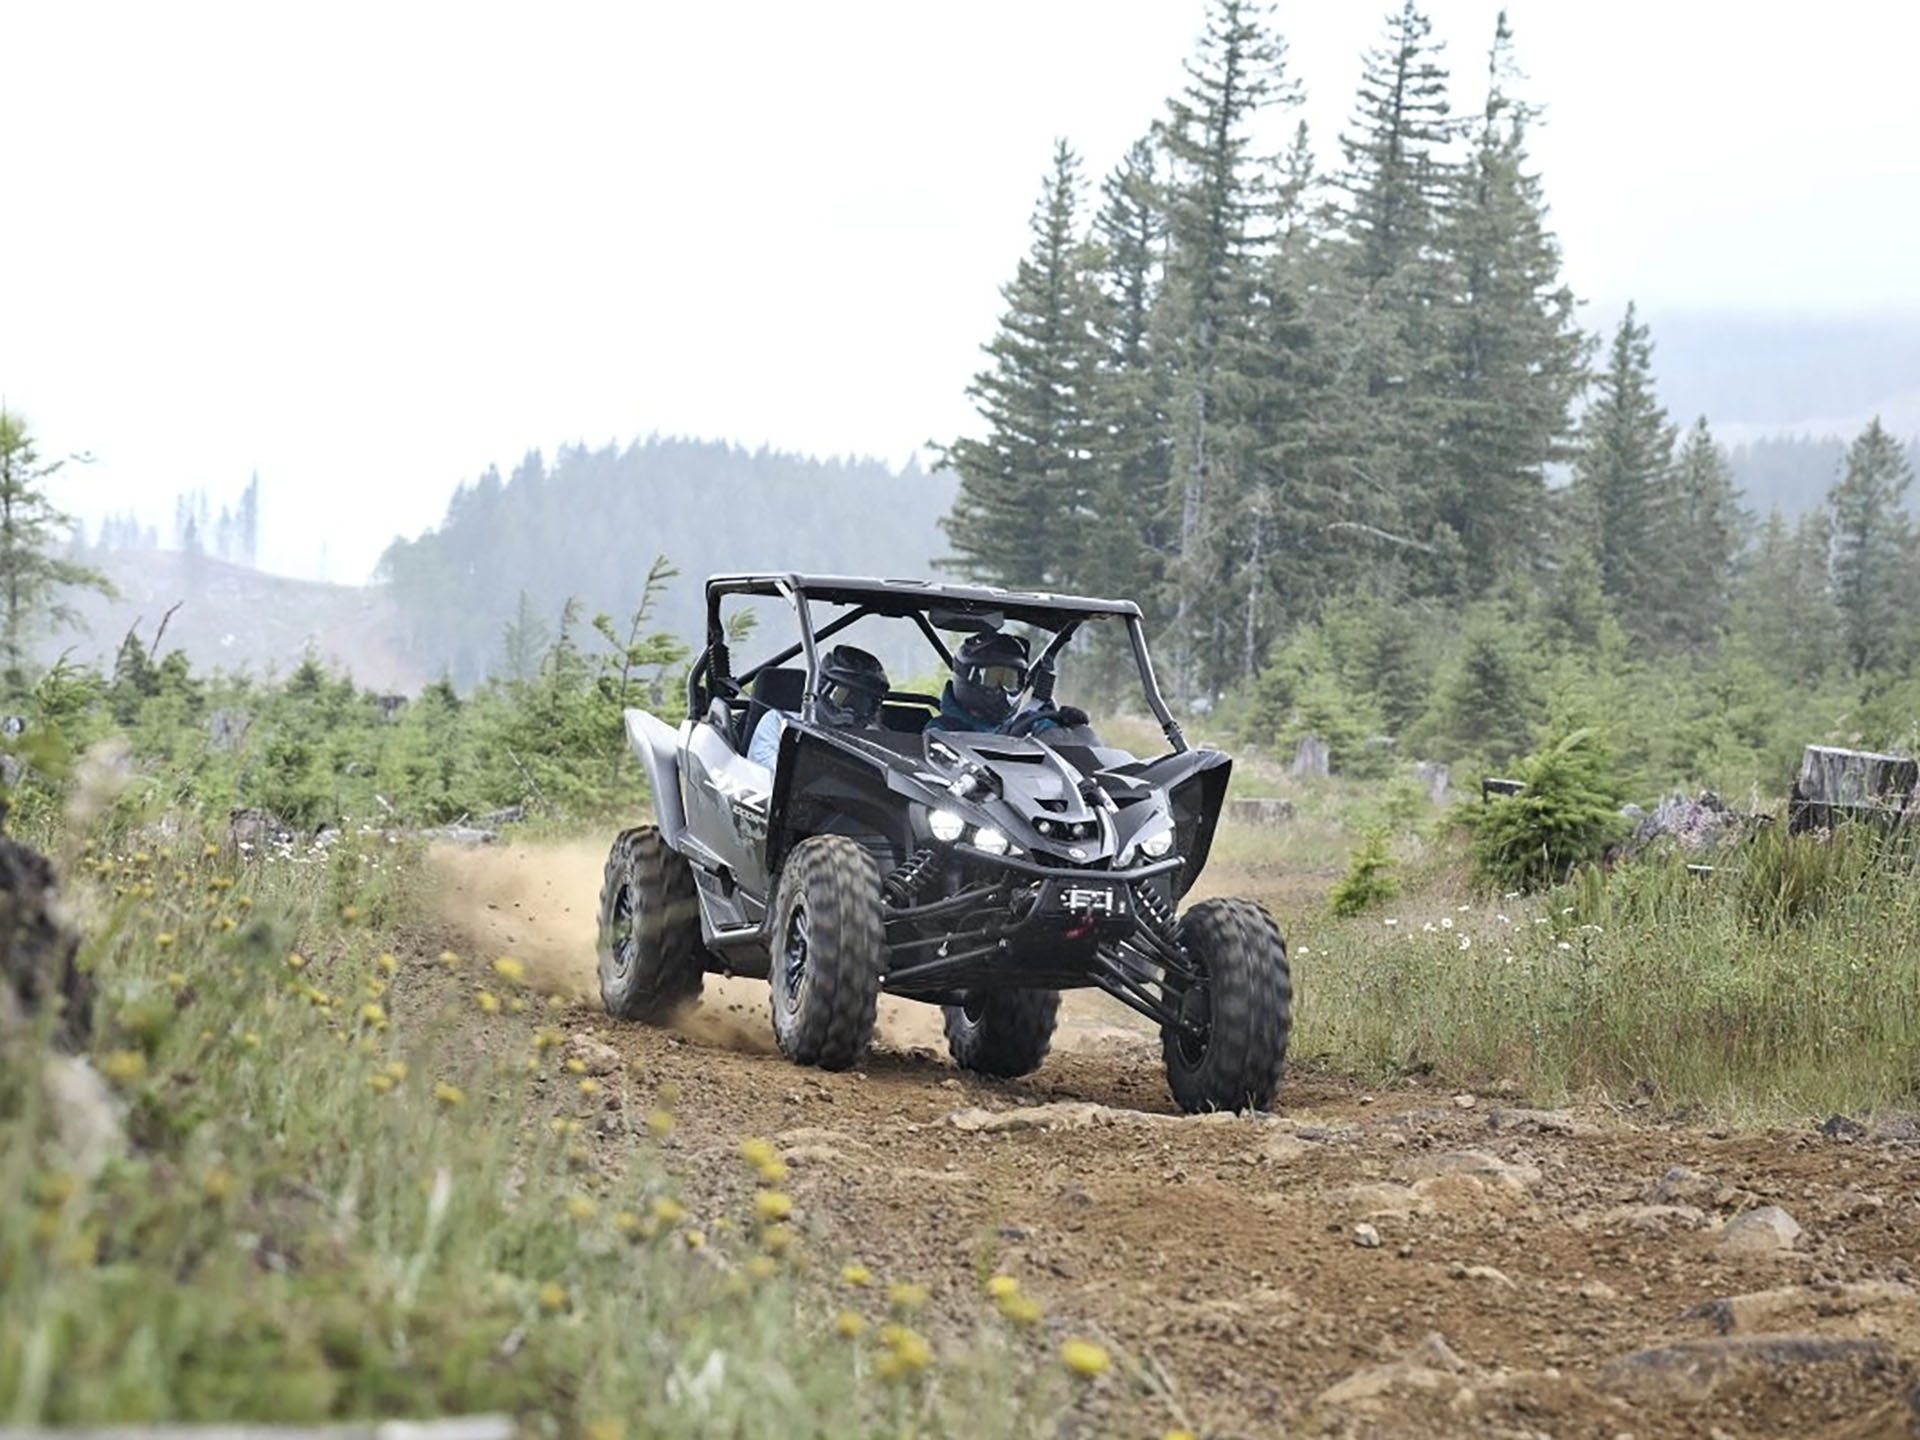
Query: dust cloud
423 838 1024 1057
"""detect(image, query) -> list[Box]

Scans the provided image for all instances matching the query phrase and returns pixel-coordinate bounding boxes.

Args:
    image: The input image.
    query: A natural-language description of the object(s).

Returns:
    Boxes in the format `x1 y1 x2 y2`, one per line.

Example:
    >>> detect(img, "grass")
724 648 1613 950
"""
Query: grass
1293 823 1920 1120
1 816 1073 1436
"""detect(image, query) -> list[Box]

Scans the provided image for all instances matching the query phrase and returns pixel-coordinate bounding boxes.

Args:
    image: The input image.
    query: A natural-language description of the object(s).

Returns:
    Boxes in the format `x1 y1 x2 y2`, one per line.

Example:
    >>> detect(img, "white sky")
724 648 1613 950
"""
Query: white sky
6 1 1918 583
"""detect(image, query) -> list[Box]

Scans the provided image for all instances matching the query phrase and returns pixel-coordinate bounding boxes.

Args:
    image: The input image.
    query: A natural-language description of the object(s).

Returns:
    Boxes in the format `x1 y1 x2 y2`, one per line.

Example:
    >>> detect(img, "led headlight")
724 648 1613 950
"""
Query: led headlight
1140 826 1175 859
971 826 1011 856
928 808 966 843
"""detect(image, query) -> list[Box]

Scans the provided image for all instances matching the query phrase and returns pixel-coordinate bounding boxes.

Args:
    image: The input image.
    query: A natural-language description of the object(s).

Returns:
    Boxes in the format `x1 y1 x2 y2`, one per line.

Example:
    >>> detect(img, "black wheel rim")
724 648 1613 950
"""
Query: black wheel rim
609 879 638 980
780 903 811 1013
1174 975 1212 1067
961 994 987 1027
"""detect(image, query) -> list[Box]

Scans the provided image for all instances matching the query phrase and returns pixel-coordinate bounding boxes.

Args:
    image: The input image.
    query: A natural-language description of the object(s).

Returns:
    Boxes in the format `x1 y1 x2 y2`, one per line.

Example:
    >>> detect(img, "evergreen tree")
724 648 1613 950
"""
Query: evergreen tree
1826 417 1915 674
1566 304 1676 646
1433 11 1587 588
940 140 1100 591
238 471 261 566
1153 0 1298 695
1732 508 1840 685
1661 418 1745 651
0 408 112 680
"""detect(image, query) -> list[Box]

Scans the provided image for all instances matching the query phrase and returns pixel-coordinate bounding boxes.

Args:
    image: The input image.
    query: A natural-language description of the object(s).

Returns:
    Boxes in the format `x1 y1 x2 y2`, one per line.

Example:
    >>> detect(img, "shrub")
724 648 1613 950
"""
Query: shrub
1467 725 1627 892
1328 828 1398 917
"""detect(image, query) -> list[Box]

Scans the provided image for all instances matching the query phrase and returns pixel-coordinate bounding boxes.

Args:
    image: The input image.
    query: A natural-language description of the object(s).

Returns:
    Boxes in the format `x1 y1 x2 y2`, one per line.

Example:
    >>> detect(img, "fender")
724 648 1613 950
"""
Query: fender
624 707 688 850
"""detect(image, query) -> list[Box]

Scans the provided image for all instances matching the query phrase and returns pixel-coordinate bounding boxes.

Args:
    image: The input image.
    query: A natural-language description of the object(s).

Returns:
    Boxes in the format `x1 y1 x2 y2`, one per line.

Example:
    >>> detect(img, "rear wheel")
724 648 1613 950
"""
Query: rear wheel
943 989 1060 1078
598 826 706 1022
768 836 883 1070
1161 898 1291 1113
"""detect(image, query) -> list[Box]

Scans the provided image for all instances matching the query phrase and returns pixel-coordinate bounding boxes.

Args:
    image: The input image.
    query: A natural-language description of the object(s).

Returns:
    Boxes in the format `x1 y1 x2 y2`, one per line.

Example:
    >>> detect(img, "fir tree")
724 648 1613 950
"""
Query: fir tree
1566 304 1676 646
1661 418 1745 651
940 140 1100 591
1433 11 1587 588
1732 508 1840 685
1153 0 1298 696
0 408 112 680
1826 417 1915 674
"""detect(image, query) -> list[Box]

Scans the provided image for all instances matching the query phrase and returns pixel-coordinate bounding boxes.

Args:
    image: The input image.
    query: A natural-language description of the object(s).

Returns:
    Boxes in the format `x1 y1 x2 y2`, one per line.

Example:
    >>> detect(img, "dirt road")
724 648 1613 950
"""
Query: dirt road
435 843 1920 1439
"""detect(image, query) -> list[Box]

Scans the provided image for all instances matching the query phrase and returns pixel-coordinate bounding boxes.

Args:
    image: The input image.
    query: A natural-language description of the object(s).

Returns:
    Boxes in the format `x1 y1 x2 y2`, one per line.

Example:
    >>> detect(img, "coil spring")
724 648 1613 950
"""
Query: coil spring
1132 880 1176 939
883 847 939 907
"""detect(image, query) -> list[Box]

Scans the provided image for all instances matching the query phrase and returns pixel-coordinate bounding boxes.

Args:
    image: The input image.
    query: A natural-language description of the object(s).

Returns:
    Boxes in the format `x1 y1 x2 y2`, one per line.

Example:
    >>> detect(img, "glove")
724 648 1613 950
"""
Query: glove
1054 705 1089 728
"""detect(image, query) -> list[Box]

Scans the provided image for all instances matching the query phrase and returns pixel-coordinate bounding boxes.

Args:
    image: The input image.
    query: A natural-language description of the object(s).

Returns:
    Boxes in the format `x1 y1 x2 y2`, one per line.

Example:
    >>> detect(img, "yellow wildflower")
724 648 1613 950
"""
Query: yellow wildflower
613 1210 642 1237
739 1136 778 1168
364 977 388 997
369 1073 396 1095
887 1281 928 1314
202 1167 238 1202
547 994 566 1011
753 1190 793 1223
760 1223 794 1255
235 895 253 910
875 1325 932 1378
286 951 306 971
534 1027 563 1051
361 1002 388 1027
645 1109 675 1137
377 952 398 974
657 1079 682 1104
216 915 236 932
508 997 527 1012
475 990 500 1015
156 932 176 949
101 1050 146 1084
745 1254 779 1280
565 1194 597 1222
166 971 187 990
438 949 459 967
383 1060 408 1080
582 1420 623 1440
241 1031 261 1049
549 1116 583 1135
841 1263 873 1288
578 1077 600 1097
986 1273 1020 1300
833 1310 866 1338
565 1057 586 1074
433 1081 465 1107
1060 1338 1110 1377
683 1229 706 1250
492 956 526 984
537 1281 568 1313
651 1196 687 1225
998 1293 1044 1327
756 1156 790 1184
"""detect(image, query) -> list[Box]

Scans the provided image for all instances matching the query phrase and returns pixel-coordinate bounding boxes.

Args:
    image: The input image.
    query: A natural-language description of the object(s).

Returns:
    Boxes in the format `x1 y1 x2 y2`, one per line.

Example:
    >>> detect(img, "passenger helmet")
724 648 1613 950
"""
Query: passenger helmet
816 645 890 727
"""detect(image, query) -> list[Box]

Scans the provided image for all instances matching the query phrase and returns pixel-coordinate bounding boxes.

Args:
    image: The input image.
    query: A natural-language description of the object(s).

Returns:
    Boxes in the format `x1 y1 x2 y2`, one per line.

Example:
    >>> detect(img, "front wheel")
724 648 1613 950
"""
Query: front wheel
767 836 883 1070
598 826 707 1023
1161 898 1292 1113
944 988 1060 1078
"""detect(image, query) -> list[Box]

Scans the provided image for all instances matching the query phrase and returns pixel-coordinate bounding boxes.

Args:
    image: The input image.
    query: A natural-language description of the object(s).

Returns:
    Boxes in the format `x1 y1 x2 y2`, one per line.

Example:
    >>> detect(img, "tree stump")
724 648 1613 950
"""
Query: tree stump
1291 734 1330 779
1788 745 1918 834
1413 760 1450 806
1227 797 1295 825
0 835 92 1048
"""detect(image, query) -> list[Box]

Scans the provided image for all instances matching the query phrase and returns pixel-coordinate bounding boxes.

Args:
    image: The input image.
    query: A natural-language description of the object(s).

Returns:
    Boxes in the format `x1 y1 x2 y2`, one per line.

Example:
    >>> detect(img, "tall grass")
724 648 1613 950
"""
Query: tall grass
1297 826 1920 1118
2 820 1064 1434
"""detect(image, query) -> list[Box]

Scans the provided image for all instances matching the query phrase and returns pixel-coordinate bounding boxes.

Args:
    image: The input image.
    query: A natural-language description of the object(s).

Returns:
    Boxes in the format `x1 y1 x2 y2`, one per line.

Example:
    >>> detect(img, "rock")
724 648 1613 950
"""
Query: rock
1316 1332 1468 1407
1591 1203 1708 1233
1484 1106 1579 1135
1337 1181 1428 1219
565 1032 622 1076
1353 1223 1382 1248
225 805 293 851
1579 1279 1621 1303
1651 1164 1716 1205
1447 1262 1517 1288
1259 1134 1314 1163
1866 1113 1920 1145
1598 1334 1894 1405
1408 1149 1542 1192
1715 1205 1802 1256
1820 1113 1868 1142
1452 1092 1478 1109
944 1101 1177 1133
1682 1281 1919 1336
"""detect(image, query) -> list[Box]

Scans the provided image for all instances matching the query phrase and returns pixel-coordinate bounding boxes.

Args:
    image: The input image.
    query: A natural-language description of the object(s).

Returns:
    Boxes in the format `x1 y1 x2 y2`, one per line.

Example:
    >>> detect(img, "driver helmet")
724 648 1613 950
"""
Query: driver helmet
816 645 890 727
952 630 1030 725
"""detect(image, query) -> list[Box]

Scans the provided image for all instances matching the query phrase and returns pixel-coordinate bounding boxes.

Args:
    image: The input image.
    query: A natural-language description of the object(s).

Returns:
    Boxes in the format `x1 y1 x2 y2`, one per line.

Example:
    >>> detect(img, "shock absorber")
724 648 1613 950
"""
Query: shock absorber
1132 879 1176 940
884 847 938 907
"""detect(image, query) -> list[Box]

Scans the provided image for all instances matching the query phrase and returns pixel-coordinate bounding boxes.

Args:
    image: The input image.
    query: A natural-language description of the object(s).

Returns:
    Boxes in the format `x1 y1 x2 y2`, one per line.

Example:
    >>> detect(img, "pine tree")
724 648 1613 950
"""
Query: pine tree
0 409 112 679
1324 1 1466 595
1566 304 1676 646
1153 0 1298 696
1661 418 1745 651
238 471 260 566
940 140 1100 591
1732 508 1840 685
1826 417 1915 674
1433 11 1587 588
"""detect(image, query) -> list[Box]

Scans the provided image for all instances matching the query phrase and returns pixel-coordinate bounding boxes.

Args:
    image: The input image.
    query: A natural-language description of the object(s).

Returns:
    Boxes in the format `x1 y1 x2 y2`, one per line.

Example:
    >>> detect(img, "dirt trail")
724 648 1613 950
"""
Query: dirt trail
431 844 1920 1439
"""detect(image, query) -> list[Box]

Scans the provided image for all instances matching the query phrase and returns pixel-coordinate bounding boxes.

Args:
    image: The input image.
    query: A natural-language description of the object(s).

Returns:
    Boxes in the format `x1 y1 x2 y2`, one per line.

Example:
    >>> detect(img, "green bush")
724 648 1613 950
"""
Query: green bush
1327 828 1399 917
1467 725 1627 892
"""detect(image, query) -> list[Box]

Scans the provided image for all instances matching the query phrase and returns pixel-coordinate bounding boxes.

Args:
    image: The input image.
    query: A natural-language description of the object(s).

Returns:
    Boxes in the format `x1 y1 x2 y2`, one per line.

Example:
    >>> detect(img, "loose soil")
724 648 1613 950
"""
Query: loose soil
430 843 1920 1439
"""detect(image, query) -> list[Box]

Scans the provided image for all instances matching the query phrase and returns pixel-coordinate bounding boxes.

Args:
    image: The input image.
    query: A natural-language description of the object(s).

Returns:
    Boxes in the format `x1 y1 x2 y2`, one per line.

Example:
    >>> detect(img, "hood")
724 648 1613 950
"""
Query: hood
921 729 1135 864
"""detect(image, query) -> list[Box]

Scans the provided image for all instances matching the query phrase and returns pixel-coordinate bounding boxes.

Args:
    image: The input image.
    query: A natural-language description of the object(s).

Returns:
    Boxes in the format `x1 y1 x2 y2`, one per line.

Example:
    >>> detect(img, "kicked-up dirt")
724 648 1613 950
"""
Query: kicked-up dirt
432 843 1920 1439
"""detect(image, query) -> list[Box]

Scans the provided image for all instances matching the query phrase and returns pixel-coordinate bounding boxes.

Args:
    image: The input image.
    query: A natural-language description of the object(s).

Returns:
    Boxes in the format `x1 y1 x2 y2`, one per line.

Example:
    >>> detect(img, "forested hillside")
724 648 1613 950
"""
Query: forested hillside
378 439 955 687
937 0 1920 790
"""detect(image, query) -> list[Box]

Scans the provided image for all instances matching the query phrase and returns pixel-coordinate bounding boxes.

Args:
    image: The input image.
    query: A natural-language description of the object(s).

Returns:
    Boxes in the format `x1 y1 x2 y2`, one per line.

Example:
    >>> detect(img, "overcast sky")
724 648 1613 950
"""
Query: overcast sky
6 1 1917 583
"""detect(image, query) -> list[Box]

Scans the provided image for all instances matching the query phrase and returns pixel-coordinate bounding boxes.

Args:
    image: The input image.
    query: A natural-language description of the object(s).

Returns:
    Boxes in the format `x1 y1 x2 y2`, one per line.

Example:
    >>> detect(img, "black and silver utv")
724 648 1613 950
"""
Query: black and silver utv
600 574 1292 1112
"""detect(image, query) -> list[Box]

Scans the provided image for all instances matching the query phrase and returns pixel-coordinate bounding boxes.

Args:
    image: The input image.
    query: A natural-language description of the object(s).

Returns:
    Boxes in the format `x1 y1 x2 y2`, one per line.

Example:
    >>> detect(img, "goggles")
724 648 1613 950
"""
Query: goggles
968 662 1027 692
825 680 884 719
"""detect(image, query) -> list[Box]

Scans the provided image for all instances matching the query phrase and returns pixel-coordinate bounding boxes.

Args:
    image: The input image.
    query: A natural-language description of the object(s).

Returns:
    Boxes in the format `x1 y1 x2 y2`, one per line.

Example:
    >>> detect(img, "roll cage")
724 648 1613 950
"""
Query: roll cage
685 573 1189 754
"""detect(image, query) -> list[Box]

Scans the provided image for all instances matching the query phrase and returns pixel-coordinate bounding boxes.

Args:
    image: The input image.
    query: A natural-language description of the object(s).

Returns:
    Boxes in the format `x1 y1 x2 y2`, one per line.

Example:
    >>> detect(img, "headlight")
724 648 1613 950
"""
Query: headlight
1141 826 1175 859
972 826 1010 856
928 808 966 842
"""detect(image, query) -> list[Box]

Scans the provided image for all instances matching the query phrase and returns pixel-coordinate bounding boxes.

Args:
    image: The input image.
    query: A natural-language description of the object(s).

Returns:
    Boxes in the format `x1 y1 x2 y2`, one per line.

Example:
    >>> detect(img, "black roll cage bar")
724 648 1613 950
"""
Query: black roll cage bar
685 574 1187 753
